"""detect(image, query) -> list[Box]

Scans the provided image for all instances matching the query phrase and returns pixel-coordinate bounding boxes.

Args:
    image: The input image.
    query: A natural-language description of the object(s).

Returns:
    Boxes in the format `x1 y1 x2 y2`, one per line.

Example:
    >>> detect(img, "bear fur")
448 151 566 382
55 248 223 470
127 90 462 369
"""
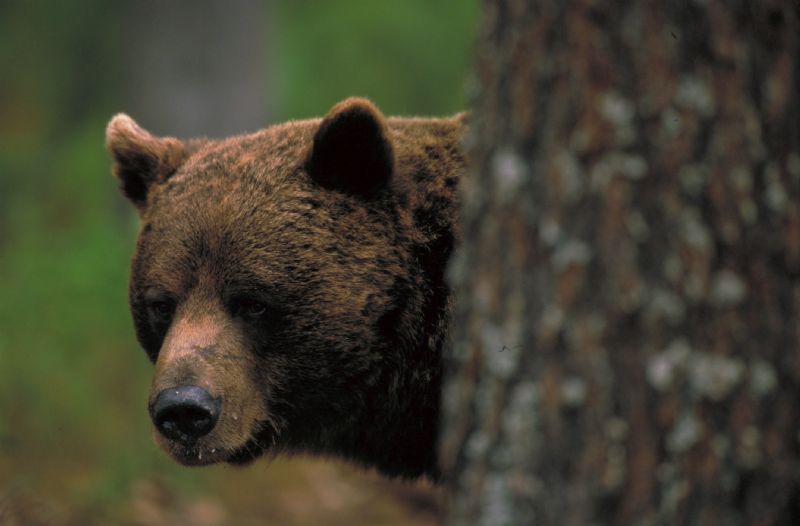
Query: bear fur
106 98 465 479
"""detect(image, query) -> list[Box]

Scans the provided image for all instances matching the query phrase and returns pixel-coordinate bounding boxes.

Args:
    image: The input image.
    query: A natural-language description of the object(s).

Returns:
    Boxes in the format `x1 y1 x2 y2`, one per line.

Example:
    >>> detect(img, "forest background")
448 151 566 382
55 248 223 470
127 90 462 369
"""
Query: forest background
0 2 477 524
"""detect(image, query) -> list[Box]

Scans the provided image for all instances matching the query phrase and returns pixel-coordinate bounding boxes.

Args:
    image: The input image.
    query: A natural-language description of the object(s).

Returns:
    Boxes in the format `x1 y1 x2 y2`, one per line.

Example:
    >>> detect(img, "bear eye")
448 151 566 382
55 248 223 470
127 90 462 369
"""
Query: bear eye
148 299 175 321
233 298 268 319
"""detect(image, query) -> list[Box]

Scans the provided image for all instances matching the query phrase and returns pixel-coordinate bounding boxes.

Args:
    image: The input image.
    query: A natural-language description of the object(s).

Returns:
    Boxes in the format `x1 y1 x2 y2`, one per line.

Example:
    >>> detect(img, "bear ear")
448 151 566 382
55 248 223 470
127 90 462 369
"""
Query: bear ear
305 97 394 198
105 114 189 212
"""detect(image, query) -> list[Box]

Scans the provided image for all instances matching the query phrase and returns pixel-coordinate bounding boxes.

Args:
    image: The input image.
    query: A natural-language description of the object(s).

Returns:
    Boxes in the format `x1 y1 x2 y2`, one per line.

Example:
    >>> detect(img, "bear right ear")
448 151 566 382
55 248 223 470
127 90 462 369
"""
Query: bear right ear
305 97 394 198
105 114 189 213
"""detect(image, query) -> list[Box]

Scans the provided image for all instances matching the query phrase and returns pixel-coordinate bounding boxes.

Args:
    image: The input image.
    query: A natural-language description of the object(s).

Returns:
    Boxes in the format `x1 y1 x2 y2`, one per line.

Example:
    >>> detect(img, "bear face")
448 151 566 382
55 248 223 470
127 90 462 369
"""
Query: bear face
107 98 465 478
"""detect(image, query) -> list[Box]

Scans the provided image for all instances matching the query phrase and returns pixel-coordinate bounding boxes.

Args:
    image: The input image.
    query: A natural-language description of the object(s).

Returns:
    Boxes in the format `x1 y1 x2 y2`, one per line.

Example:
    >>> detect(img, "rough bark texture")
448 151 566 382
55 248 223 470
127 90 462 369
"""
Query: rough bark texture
442 1 800 524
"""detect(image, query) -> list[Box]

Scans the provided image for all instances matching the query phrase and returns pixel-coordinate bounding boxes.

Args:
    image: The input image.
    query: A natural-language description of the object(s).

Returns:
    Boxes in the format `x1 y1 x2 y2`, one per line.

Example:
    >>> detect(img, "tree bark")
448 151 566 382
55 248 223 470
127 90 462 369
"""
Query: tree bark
442 1 800 524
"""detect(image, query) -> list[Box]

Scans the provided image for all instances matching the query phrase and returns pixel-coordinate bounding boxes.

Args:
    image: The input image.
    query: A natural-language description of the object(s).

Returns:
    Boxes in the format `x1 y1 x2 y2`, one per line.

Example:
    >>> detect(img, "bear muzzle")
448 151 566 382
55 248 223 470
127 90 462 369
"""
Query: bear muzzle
149 385 221 446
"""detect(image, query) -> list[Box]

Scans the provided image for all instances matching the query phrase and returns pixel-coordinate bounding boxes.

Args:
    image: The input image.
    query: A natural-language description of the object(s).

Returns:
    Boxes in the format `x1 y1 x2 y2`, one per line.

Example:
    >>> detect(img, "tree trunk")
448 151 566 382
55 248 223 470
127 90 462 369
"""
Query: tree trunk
442 1 800 524
123 0 271 138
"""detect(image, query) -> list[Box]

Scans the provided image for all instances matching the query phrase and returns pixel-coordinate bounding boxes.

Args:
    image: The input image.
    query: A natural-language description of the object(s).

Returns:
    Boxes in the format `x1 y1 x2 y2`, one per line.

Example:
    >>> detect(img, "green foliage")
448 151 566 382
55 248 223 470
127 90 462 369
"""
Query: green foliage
0 1 477 522
272 0 477 119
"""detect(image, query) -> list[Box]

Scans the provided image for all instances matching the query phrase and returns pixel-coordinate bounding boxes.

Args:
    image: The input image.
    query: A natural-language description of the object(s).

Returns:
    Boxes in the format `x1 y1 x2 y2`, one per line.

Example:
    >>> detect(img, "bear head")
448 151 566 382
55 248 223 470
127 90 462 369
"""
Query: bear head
106 98 464 478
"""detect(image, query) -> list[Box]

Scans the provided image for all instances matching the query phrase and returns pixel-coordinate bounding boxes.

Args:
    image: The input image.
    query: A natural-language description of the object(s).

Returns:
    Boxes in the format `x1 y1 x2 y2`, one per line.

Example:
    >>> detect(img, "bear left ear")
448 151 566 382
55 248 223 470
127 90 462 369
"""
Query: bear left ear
305 97 394 198
105 114 190 213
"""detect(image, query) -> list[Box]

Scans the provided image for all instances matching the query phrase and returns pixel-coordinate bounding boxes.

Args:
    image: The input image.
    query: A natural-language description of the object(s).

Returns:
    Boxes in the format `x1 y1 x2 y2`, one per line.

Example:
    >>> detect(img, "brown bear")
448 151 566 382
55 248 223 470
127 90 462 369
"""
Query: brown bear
106 98 465 479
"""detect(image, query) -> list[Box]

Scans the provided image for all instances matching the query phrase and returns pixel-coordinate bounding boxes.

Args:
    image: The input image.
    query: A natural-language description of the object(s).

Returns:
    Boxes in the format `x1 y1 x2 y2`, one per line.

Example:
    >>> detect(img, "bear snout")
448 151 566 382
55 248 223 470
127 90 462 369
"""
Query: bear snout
149 385 221 445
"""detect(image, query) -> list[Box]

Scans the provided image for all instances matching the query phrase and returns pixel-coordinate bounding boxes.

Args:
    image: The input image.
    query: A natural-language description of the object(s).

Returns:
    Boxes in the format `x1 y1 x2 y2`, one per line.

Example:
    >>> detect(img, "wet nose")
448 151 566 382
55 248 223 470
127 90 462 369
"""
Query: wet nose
149 386 220 445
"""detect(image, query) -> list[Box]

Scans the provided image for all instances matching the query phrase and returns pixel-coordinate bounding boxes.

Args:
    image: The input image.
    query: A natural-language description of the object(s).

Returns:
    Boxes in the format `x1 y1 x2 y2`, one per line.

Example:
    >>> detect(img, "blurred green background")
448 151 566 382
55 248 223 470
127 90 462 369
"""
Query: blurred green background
0 1 477 524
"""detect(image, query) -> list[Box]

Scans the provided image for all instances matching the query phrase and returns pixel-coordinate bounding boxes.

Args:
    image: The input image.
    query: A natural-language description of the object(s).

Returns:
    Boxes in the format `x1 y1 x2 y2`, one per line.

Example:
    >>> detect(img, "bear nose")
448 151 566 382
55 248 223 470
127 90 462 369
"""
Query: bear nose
149 386 221 445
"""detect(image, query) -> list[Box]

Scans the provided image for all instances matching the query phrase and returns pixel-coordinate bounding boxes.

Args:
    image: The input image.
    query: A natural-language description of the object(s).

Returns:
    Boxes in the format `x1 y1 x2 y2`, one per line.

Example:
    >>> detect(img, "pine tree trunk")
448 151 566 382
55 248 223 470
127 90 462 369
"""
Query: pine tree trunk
442 1 800 524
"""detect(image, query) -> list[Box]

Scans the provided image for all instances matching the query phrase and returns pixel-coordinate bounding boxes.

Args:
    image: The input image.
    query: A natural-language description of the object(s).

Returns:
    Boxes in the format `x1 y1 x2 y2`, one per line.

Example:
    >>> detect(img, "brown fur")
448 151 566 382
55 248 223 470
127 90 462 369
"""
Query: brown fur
107 98 465 478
